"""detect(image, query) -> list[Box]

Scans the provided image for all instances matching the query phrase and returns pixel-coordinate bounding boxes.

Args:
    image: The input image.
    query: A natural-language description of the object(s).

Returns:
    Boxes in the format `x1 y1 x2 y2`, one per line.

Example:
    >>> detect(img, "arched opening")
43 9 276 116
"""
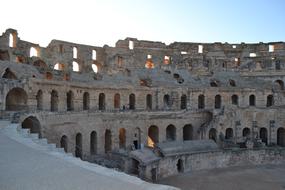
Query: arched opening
180 94 187 109
146 94 152 110
133 127 141 149
51 90 58 112
34 59 48 69
114 93 120 109
198 94 205 109
2 68 17 79
92 64 98 73
145 55 154 69
274 80 284 90
214 95 222 109
22 116 41 137
60 135 68 152
73 47 78 59
267 95 274 107
259 128 268 145
249 94 256 106
66 90 74 111
225 128 233 139
209 128 217 142
277 128 285 147
177 159 184 173
46 72 53 80
163 94 171 108
183 124 193 140
131 159 140 175
83 92 90 110
36 90 43 110
9 33 16 48
166 124 176 141
210 80 219 87
99 93 105 110
54 63 65 71
90 131 97 155
129 93 136 110
72 61 79 72
5 88 27 111
75 133 82 159
30 47 38 57
148 125 159 147
231 94 238 105
92 50 97 60
105 129 112 153
119 128 126 149
229 79 236 87
242 128 251 138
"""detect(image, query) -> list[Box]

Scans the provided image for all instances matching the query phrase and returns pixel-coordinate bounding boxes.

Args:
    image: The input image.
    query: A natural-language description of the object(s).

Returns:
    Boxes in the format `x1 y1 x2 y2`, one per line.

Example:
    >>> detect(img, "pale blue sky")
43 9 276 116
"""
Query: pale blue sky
1 0 284 47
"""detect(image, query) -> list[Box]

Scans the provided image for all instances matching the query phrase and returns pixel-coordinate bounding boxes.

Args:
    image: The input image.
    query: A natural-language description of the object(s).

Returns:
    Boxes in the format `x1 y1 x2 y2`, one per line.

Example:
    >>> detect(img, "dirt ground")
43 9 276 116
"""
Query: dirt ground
158 164 285 190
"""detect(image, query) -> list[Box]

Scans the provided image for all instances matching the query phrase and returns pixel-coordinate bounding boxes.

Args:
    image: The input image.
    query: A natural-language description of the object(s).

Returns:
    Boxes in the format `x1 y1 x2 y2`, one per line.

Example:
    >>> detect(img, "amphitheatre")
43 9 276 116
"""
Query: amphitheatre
0 28 285 189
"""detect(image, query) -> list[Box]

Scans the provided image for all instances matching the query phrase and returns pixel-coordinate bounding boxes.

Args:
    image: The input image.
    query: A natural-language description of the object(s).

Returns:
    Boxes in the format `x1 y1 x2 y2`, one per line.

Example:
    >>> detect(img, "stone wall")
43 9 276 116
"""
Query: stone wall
143 148 285 180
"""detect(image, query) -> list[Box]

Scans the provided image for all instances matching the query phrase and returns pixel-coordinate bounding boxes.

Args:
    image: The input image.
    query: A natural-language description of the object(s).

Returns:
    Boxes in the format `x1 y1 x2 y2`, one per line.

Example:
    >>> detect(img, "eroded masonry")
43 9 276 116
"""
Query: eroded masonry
1 28 285 181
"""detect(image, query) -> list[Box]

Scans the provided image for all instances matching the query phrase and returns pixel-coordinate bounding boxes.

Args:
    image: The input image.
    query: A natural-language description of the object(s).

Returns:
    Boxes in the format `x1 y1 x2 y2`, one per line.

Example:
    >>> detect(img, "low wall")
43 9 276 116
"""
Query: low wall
144 148 285 180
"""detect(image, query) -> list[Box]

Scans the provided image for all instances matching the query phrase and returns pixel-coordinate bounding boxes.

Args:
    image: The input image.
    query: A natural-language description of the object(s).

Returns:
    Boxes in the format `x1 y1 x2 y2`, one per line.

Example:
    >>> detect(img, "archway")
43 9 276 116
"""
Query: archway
133 127 141 149
66 90 74 111
51 90 58 112
225 128 233 139
164 94 171 108
60 135 68 152
166 124 176 141
259 128 268 145
6 87 28 111
105 129 112 153
209 128 217 142
148 125 159 147
183 124 193 140
129 93 135 110
231 94 238 105
266 95 274 107
180 94 187 109
90 131 97 155
99 93 105 110
75 133 82 159
146 94 152 110
21 116 41 137
114 93 120 109
274 80 284 90
177 159 184 173
83 92 90 110
198 94 205 109
214 95 221 109
277 128 285 147
36 90 43 110
2 68 17 79
119 128 126 149
249 95 255 106
242 128 251 138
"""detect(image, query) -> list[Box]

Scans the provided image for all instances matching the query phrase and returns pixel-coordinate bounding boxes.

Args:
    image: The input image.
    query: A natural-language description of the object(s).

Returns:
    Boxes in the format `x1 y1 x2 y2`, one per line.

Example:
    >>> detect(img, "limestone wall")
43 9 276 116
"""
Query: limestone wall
147 148 285 180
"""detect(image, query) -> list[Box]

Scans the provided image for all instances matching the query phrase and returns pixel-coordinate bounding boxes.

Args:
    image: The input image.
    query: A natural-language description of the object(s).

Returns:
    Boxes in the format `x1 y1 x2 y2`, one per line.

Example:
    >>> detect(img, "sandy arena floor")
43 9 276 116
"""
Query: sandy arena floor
158 164 285 190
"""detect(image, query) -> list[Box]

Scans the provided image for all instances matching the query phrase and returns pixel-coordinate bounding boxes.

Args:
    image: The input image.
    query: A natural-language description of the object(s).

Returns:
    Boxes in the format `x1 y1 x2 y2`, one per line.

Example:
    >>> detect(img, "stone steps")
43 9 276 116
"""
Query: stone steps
3 121 74 159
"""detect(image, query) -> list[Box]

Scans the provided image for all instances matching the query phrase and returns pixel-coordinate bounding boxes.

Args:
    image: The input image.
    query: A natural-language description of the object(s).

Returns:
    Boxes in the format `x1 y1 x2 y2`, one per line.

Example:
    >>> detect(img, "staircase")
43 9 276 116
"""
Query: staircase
1 120 74 158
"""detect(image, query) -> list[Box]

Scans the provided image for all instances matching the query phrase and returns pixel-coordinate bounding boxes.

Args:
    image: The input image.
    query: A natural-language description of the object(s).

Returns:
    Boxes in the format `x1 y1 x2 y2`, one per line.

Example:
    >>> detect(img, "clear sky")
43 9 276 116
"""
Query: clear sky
1 0 284 47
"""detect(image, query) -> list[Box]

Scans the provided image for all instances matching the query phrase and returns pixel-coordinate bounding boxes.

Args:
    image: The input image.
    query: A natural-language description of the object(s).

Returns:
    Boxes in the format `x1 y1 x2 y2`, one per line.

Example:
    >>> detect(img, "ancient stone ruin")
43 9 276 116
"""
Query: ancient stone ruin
1 28 285 181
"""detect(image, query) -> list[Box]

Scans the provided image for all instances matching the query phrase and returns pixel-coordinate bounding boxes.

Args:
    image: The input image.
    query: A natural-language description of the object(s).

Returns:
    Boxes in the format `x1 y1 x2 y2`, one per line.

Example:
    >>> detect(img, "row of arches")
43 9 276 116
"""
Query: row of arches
59 128 123 158
3 87 278 112
58 124 194 157
147 124 193 147
208 127 285 146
